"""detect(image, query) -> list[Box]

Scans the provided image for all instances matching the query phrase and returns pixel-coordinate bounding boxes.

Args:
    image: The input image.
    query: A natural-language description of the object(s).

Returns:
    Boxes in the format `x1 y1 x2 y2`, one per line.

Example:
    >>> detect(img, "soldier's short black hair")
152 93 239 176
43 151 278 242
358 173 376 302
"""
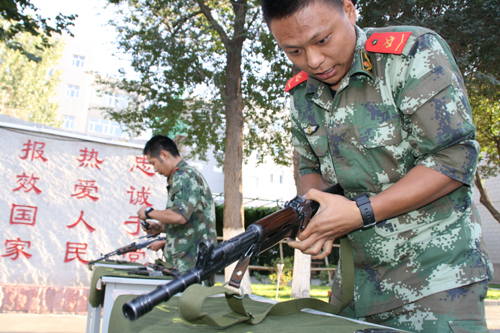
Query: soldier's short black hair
262 0 349 26
143 135 180 158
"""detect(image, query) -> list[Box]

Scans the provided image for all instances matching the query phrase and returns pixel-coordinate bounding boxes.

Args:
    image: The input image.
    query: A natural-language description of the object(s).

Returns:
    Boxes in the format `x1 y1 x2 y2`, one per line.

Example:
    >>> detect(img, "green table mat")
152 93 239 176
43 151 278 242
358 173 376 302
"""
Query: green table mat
88 262 173 307
109 294 399 333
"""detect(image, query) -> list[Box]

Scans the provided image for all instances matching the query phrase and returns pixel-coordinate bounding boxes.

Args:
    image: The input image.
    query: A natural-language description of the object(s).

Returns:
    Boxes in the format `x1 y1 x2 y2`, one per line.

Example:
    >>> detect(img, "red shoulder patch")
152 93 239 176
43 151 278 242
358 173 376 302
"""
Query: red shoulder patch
285 71 308 92
366 32 412 55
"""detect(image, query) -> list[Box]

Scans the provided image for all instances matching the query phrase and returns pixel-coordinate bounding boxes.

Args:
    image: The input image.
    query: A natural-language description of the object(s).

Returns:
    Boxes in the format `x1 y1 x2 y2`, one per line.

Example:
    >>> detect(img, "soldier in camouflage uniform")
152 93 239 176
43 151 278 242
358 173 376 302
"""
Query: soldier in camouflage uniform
137 135 217 275
262 0 493 332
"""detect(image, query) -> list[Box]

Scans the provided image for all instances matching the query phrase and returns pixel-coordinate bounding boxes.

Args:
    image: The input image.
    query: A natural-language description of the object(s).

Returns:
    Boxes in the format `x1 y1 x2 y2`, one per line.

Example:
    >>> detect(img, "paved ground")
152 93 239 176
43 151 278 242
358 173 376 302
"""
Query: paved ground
1 277 499 333
0 305 498 332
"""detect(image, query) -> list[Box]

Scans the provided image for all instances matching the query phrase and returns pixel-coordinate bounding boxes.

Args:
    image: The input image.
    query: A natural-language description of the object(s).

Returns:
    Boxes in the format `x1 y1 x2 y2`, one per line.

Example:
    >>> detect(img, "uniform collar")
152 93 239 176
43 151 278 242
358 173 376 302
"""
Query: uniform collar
304 25 375 107
167 160 186 186
348 25 375 81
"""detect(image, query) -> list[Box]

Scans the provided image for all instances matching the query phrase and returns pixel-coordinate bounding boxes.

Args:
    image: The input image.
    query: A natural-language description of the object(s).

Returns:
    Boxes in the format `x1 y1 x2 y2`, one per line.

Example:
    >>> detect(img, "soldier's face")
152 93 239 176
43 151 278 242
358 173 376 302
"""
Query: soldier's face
146 152 170 177
270 0 357 90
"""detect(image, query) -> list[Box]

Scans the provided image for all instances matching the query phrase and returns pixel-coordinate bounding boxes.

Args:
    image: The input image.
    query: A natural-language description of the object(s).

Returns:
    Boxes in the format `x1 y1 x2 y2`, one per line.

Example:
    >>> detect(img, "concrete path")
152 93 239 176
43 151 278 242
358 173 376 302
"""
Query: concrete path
0 305 498 332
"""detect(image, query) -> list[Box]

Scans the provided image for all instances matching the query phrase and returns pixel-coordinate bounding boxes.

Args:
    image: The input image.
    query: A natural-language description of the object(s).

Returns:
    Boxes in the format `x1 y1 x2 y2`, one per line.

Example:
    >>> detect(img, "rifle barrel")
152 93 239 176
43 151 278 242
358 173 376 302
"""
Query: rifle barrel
123 225 263 320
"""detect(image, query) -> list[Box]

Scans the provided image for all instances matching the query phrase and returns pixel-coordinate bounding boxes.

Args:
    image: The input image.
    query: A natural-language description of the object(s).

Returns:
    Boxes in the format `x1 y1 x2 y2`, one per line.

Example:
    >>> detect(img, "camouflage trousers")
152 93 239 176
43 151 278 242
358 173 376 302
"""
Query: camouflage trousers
340 280 489 333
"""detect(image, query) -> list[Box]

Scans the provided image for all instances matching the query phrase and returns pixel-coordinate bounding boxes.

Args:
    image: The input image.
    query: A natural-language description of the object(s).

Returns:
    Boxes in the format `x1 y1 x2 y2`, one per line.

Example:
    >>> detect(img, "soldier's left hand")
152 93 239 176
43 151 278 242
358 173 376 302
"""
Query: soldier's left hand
137 206 147 220
287 189 363 259
147 240 166 251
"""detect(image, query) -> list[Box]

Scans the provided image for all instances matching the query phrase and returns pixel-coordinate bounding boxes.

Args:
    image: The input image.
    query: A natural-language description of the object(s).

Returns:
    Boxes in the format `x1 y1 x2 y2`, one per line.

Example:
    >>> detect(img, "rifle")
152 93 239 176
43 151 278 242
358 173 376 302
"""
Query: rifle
123 184 344 321
89 234 166 265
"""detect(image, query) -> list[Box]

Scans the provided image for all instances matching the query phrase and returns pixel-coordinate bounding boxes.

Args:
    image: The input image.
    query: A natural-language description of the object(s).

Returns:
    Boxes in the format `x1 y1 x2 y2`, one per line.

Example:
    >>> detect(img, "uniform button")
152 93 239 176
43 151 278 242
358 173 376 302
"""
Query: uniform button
372 39 378 45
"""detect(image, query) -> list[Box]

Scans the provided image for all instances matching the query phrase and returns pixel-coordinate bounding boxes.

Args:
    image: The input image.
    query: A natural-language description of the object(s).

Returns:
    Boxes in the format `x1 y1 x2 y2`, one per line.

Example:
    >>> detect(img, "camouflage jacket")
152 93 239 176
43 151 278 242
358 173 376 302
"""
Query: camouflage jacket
163 160 216 274
288 25 493 317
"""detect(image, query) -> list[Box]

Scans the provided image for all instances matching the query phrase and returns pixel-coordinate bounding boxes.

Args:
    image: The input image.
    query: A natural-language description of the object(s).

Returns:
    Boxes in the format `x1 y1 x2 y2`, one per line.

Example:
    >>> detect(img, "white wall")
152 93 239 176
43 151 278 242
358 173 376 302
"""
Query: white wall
0 117 166 288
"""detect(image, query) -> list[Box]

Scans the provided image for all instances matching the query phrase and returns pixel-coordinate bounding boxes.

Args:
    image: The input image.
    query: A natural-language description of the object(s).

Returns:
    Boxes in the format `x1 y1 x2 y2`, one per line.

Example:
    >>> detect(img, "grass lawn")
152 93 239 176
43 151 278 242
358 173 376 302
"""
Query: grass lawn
245 283 500 302
488 284 500 300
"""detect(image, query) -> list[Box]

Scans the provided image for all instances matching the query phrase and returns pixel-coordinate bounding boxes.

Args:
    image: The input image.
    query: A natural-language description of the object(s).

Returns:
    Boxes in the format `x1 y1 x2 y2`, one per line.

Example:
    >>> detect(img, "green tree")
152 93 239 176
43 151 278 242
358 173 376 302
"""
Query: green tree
0 25 64 126
102 0 293 283
0 0 76 62
356 0 500 222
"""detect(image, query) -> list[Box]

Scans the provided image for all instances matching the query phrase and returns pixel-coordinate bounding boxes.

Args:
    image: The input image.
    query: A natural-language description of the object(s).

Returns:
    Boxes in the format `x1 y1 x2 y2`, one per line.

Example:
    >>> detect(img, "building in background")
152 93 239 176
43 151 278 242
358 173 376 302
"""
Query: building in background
53 37 129 140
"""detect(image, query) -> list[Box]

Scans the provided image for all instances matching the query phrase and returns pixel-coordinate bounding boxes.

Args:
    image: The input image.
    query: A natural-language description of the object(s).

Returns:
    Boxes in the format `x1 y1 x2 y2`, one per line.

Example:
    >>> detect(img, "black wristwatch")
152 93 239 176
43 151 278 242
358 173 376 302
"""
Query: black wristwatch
144 207 154 219
350 193 376 228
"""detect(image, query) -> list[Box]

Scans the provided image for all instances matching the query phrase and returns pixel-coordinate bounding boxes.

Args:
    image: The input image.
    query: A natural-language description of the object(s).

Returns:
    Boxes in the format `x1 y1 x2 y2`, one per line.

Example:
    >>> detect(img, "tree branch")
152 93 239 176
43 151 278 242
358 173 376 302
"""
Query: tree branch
474 171 500 223
194 0 230 48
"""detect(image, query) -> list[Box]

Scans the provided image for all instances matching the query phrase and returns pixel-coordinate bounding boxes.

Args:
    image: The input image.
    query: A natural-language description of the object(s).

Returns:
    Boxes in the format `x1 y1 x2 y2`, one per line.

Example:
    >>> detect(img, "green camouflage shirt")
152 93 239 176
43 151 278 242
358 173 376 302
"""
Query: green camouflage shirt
163 160 216 274
289 25 493 317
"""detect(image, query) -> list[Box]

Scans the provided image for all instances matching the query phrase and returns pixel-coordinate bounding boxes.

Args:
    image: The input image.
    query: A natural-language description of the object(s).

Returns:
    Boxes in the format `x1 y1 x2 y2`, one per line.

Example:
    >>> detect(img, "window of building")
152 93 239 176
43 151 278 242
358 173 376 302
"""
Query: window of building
106 93 129 109
63 115 74 129
270 174 274 183
66 85 80 98
88 118 124 136
72 55 85 68
280 174 284 184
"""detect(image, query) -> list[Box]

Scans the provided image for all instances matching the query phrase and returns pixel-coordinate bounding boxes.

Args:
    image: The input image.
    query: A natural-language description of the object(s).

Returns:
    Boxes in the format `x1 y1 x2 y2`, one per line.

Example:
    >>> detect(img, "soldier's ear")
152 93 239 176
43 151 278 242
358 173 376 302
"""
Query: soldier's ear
159 150 171 161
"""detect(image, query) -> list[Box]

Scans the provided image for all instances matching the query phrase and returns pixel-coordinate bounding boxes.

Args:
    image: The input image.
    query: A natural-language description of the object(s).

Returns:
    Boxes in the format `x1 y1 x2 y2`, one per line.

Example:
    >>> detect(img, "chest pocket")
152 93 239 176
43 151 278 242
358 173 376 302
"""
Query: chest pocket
356 103 404 149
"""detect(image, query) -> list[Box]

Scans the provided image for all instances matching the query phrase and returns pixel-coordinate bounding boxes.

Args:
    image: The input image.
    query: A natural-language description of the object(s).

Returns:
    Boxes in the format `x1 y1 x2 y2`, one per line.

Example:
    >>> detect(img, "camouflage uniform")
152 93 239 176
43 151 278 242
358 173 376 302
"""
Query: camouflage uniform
163 160 216 274
289 25 493 332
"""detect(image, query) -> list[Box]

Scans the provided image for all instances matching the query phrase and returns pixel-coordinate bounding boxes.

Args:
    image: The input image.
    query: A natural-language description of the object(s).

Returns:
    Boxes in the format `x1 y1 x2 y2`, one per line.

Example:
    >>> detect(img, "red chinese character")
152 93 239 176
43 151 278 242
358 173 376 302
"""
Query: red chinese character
19 140 48 162
12 172 42 194
71 180 99 201
64 242 89 264
77 148 104 170
127 186 152 206
129 156 155 177
1 238 32 260
10 204 38 226
123 250 145 263
123 216 141 236
67 211 96 233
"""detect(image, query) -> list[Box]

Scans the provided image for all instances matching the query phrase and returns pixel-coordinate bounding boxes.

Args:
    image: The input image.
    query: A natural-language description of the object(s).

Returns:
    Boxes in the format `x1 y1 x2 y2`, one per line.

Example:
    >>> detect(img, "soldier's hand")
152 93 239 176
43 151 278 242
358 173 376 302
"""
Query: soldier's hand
147 240 166 251
137 206 147 220
287 189 363 257
143 222 162 235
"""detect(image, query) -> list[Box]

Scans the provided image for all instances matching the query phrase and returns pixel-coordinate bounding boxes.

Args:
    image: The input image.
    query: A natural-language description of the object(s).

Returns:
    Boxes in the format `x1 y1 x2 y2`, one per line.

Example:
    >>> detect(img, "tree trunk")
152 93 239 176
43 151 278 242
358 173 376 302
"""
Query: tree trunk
474 171 500 223
291 148 311 298
221 2 251 294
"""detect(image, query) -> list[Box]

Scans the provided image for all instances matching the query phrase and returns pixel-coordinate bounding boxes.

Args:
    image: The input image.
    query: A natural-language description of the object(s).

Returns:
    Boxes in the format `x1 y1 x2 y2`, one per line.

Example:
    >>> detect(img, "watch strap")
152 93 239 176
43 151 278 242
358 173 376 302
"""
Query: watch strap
350 193 376 228
145 207 154 219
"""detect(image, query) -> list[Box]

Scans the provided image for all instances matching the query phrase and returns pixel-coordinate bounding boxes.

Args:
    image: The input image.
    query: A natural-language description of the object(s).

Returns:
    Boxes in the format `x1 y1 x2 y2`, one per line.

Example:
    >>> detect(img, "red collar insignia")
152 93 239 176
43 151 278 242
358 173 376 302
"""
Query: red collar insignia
285 71 308 92
168 167 179 186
